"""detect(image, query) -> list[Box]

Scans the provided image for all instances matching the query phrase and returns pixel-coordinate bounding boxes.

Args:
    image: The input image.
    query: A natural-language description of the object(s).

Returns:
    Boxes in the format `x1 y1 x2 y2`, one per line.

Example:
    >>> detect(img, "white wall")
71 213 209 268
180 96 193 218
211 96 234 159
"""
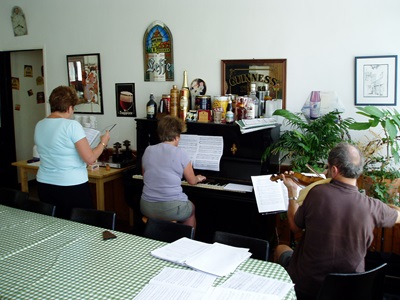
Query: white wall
1 0 399 149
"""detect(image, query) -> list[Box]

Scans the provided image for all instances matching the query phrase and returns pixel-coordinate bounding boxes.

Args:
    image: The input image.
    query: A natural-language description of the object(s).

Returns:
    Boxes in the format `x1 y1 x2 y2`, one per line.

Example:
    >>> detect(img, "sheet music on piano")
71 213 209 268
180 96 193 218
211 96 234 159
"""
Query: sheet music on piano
179 134 223 171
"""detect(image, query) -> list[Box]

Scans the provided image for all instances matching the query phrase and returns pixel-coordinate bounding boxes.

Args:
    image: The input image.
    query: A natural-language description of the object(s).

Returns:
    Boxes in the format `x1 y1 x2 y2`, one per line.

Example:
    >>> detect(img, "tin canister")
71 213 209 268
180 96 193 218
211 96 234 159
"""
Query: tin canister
162 94 171 114
195 95 211 110
213 96 228 122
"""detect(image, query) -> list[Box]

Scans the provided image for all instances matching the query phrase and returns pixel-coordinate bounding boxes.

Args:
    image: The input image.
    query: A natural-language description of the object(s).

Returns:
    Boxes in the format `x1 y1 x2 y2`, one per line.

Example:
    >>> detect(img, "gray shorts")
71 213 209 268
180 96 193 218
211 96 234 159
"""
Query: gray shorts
278 250 293 270
140 198 193 222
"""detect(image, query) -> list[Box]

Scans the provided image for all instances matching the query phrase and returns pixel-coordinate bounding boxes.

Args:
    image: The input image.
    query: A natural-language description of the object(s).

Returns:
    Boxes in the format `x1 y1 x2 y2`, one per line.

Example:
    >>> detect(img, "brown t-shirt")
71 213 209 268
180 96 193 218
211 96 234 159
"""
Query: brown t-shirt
288 179 398 298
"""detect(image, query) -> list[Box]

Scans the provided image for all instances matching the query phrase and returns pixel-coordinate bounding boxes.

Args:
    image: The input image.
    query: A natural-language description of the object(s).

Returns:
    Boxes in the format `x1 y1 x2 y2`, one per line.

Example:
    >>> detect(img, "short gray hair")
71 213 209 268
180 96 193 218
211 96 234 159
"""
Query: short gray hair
328 142 364 178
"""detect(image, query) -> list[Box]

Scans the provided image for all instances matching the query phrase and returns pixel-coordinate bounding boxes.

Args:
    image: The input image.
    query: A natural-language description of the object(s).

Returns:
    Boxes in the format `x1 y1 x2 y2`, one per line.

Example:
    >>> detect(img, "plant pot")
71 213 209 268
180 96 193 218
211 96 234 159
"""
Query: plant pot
361 175 400 204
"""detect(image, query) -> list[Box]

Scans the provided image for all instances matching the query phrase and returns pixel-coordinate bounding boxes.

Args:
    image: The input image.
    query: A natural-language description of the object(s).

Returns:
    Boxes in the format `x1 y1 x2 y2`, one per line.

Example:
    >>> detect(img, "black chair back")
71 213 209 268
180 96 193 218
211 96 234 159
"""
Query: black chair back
317 263 387 300
142 218 194 243
70 208 116 230
0 187 29 208
19 199 56 216
212 231 269 261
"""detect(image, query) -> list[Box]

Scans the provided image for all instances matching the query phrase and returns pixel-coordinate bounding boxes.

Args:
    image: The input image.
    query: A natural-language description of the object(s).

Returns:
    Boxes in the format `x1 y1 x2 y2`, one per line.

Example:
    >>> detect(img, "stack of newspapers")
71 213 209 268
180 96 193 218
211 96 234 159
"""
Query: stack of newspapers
235 118 277 134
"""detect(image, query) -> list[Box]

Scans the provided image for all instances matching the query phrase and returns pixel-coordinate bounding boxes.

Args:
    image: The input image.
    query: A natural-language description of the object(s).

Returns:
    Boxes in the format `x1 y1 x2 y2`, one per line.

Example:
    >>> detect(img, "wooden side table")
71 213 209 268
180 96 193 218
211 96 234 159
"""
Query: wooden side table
11 160 134 211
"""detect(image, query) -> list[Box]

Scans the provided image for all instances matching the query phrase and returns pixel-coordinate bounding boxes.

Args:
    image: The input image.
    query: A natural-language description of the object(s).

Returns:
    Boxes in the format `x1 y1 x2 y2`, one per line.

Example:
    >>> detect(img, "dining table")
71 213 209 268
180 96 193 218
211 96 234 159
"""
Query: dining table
0 204 296 299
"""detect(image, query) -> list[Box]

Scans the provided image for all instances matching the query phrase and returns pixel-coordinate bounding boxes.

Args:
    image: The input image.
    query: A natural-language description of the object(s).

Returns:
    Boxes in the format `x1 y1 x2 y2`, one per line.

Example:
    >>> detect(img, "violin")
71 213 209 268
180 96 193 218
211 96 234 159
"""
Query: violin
270 172 325 188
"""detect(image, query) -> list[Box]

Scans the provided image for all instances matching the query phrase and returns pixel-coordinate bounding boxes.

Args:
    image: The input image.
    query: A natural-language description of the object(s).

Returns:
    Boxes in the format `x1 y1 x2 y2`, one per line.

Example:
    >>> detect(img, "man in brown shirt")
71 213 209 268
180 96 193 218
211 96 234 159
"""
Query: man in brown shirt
274 142 400 300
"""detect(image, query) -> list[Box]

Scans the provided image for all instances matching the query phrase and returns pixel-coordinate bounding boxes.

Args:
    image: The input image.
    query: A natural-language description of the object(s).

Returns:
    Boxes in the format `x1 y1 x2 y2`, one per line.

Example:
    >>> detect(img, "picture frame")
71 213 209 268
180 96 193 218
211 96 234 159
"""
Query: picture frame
355 55 397 106
115 83 136 117
221 59 287 108
67 53 104 114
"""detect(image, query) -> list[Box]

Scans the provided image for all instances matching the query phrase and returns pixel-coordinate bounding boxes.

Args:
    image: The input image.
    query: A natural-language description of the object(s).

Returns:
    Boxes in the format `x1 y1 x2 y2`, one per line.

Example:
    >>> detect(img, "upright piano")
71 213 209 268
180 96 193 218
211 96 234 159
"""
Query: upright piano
124 118 281 243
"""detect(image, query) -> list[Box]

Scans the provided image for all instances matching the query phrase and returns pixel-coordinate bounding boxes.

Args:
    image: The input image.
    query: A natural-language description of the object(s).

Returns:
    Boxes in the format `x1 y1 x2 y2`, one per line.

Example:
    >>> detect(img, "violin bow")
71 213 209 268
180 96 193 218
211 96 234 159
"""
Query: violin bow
305 164 324 178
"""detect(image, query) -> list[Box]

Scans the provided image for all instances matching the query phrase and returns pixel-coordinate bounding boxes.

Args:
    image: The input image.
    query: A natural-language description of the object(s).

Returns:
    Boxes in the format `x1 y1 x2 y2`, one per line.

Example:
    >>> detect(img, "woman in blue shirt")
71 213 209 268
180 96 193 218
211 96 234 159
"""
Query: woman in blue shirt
34 86 110 219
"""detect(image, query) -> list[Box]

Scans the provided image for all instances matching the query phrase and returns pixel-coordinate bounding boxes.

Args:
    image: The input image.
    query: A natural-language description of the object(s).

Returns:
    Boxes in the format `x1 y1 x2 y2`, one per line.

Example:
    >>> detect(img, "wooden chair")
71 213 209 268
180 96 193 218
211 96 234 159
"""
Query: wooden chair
212 231 269 261
317 263 387 300
142 218 194 243
70 208 116 230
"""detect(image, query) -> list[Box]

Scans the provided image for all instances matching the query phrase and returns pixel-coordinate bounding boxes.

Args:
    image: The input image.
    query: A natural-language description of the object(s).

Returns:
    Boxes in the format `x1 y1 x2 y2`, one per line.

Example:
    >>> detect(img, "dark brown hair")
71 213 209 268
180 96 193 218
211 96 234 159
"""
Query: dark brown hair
157 116 187 142
49 86 79 112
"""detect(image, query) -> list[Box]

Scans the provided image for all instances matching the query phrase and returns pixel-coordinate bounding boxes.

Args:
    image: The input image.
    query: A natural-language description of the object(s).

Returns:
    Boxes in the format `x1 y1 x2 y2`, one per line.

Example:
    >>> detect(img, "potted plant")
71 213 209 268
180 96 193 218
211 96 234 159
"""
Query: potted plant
349 106 400 206
262 109 354 248
262 109 354 173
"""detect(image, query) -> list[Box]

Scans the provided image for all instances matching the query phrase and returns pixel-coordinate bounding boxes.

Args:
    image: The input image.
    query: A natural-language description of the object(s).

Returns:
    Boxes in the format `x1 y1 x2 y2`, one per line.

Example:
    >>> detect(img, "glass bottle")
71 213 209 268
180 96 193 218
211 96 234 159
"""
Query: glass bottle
245 96 255 119
264 88 273 118
257 86 266 118
146 93 157 119
236 97 247 121
180 89 189 121
181 70 191 110
249 83 259 118
225 96 234 124
310 91 321 120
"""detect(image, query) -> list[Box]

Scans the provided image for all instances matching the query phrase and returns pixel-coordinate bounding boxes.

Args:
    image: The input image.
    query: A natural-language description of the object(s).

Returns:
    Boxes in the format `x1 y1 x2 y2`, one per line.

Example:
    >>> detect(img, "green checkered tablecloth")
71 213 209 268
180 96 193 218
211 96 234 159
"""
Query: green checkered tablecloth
0 204 296 299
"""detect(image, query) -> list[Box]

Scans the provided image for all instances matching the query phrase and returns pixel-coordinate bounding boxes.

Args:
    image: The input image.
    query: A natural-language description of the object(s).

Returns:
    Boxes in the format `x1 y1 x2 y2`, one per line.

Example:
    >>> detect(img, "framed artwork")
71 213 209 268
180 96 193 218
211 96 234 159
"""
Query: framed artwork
24 65 33 77
355 55 397 106
143 20 174 82
115 83 136 117
67 53 104 114
221 59 287 108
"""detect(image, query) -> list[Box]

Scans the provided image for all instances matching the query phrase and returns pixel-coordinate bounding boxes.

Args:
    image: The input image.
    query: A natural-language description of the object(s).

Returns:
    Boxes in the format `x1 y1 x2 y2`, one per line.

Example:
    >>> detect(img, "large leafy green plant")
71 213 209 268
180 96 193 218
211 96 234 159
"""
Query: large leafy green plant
349 106 400 204
349 106 400 170
262 109 353 172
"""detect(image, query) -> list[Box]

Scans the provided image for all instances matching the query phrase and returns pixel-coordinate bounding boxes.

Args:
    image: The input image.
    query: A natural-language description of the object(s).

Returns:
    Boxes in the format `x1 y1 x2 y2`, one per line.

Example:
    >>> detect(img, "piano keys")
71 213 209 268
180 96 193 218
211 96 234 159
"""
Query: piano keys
132 174 248 192
126 118 281 243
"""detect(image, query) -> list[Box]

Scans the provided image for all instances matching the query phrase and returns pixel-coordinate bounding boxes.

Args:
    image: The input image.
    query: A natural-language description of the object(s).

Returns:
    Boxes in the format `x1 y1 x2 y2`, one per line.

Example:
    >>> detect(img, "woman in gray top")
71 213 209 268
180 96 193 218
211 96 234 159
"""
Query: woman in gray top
140 116 206 229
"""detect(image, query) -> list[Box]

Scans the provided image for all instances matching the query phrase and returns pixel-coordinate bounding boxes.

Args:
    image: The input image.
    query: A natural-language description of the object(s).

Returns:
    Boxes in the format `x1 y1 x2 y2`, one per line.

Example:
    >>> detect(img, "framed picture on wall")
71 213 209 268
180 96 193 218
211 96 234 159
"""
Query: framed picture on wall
355 55 397 106
67 53 104 114
115 83 136 117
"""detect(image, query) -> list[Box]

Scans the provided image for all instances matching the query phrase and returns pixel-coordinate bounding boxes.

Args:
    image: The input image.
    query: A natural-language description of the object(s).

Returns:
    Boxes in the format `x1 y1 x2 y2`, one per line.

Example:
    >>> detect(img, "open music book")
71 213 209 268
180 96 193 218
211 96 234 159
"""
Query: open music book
251 173 326 214
251 175 290 214
151 237 251 277
178 134 223 172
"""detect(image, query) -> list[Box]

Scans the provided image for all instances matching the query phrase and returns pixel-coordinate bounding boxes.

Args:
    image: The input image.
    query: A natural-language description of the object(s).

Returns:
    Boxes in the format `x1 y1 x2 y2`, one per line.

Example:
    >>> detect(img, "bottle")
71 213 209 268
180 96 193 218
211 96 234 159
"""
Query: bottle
180 70 191 110
249 83 259 118
170 85 179 118
225 96 234 124
158 98 167 114
263 88 273 117
146 93 157 119
236 97 246 121
310 91 321 120
245 96 255 119
257 86 266 118
180 89 189 121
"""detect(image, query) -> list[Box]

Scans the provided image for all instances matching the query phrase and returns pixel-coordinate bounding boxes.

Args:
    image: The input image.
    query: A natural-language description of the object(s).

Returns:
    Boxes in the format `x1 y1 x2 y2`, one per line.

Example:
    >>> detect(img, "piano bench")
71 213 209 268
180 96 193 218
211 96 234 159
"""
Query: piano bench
142 216 177 224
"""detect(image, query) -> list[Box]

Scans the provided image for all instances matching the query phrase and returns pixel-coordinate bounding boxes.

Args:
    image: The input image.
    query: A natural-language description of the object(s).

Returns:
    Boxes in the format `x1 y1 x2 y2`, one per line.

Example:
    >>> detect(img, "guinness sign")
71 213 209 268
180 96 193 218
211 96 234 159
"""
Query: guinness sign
221 59 287 108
